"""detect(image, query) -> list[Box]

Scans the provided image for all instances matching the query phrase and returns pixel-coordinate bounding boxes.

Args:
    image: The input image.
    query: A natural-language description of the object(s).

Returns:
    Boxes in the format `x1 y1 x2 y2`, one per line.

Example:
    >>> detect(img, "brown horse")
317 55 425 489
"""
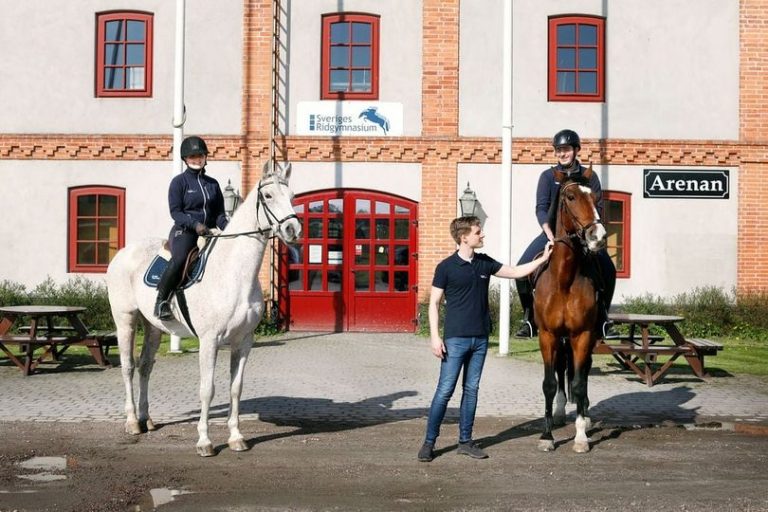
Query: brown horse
533 166 607 453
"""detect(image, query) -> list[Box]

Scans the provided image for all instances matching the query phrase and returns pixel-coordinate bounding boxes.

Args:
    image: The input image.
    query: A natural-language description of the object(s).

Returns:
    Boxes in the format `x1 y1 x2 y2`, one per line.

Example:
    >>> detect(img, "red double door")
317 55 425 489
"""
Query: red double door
279 190 418 332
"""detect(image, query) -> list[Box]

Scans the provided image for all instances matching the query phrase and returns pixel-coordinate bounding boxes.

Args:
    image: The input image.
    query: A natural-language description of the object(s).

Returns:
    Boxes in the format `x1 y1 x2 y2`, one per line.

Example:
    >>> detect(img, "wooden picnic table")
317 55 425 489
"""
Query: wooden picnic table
593 313 723 387
0 305 116 376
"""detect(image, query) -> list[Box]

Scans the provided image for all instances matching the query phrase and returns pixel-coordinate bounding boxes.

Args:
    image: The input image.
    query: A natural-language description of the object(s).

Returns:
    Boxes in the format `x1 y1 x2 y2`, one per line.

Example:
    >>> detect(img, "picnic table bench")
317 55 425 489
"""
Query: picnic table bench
593 313 723 387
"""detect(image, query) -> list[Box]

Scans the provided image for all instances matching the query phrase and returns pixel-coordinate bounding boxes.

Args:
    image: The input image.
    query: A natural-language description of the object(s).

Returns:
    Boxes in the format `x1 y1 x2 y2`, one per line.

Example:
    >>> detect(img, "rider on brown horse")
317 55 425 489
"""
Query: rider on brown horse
513 129 616 339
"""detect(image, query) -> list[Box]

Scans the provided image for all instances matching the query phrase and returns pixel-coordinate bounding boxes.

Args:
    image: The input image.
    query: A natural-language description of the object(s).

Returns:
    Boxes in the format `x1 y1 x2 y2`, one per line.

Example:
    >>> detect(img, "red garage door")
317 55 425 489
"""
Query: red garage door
279 190 418 332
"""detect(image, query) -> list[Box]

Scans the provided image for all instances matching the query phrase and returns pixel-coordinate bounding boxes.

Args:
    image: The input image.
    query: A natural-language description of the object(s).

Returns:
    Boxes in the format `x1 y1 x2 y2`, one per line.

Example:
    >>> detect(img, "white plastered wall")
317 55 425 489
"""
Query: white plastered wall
458 163 738 301
0 160 240 288
289 162 421 202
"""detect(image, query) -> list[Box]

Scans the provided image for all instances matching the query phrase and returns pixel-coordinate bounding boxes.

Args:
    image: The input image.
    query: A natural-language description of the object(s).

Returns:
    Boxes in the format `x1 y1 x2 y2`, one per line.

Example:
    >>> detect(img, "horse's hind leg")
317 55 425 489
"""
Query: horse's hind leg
115 310 142 435
553 339 568 426
137 318 162 432
571 333 594 453
226 336 253 452
196 339 219 457
538 331 558 452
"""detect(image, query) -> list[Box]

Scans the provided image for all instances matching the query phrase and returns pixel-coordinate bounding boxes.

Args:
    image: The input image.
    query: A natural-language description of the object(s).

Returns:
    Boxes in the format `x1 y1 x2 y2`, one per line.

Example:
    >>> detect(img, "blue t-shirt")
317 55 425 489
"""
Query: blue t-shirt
432 252 503 338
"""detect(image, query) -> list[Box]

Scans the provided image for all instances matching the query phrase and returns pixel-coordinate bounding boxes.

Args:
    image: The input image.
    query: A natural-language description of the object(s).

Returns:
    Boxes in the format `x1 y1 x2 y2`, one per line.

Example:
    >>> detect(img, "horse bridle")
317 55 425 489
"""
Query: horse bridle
554 181 603 250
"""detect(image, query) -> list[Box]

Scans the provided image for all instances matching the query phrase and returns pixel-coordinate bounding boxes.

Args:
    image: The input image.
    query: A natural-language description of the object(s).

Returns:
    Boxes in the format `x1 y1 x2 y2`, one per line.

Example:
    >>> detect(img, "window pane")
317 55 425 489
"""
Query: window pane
104 44 124 65
351 70 371 92
104 68 124 89
330 47 349 68
557 71 576 93
375 219 389 239
394 205 409 214
351 47 370 67
557 48 576 69
352 22 371 43
557 24 575 45
105 20 123 41
327 244 342 264
293 204 305 214
375 201 390 214
579 48 597 69
355 219 370 239
356 199 370 213
607 200 623 222
394 271 408 292
330 70 349 92
126 20 145 41
78 195 97 216
394 219 409 239
355 244 370 264
330 22 350 44
96 243 111 264
374 271 388 291
77 220 96 240
327 270 342 292
287 244 303 264
98 195 117 216
328 199 343 213
328 218 343 239
394 245 409 265
98 219 117 241
579 24 597 45
126 67 145 89
578 72 597 93
288 269 303 290
77 242 95 264
309 200 324 212
308 219 323 238
375 244 389 265
126 44 145 65
308 270 323 291
355 271 369 291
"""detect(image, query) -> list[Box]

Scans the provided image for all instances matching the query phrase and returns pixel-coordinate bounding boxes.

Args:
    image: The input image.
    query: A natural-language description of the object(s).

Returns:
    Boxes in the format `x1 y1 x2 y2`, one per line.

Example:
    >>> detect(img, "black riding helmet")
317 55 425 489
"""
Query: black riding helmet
552 129 581 150
180 136 209 158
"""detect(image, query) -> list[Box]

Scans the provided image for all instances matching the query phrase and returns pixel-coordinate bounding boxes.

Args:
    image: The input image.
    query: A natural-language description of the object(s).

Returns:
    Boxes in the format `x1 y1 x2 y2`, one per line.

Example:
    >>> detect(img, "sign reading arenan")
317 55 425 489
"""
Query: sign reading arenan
643 169 729 199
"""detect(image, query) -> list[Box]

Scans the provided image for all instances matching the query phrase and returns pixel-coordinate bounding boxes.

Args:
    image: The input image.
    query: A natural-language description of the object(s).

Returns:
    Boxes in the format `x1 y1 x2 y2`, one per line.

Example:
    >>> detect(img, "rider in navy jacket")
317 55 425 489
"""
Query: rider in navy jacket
514 129 616 339
154 136 229 320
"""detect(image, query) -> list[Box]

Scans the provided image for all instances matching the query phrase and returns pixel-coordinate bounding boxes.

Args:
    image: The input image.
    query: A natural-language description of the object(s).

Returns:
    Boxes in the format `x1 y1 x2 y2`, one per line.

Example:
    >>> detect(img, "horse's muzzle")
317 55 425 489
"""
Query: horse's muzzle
280 219 301 243
585 223 607 252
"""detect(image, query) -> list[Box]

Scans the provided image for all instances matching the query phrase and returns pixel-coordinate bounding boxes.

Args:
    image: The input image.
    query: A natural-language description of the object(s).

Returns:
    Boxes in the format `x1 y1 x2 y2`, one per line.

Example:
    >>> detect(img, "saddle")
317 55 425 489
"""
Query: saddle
143 235 216 289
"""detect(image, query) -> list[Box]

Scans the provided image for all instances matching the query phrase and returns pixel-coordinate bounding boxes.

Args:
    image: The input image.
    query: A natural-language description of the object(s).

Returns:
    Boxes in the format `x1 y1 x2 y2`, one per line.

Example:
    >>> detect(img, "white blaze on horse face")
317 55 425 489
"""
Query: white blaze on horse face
578 185 607 251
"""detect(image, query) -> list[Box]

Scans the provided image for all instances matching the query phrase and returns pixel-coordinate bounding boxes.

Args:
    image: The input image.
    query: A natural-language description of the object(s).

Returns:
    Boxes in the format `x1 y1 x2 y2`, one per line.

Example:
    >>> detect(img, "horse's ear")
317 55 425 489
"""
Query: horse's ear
281 162 292 181
262 160 274 177
553 169 566 183
583 164 593 179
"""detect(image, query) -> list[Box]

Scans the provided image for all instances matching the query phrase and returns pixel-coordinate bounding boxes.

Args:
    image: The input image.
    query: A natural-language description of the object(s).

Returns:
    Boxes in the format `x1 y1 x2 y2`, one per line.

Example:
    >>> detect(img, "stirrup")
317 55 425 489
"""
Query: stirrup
154 300 173 320
514 321 537 339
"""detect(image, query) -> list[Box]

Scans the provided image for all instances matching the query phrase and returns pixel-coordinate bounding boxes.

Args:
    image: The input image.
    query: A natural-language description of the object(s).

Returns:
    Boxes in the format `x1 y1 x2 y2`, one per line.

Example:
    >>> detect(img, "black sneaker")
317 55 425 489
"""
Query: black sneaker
417 442 434 462
514 321 537 339
457 440 488 459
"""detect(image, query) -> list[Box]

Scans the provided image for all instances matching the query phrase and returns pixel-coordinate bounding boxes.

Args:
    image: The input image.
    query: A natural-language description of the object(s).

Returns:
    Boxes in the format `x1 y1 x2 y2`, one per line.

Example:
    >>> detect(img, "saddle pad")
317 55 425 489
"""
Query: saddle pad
142 255 205 289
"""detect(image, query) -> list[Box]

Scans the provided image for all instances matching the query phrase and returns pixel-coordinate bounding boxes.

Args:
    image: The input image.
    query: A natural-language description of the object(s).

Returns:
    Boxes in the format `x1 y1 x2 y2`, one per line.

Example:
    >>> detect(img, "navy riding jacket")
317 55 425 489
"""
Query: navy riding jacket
535 161 604 227
168 168 229 232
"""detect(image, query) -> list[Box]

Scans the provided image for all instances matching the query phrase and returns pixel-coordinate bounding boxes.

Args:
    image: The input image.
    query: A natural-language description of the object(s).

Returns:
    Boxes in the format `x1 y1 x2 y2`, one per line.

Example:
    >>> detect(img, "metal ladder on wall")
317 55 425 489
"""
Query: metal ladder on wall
266 0 284 326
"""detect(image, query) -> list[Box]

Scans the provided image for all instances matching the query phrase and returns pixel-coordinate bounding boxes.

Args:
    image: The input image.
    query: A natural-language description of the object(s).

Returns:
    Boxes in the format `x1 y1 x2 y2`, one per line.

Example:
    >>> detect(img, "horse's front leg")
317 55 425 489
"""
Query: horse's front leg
136 322 161 432
226 336 253 452
538 330 559 452
570 332 594 453
553 339 568 426
196 341 219 457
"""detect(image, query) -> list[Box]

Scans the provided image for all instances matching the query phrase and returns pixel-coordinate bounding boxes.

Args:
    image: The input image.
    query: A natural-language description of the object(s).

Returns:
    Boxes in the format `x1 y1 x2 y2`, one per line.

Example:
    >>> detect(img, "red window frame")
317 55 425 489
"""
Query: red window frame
321 13 380 100
95 11 154 97
548 15 605 102
68 186 126 273
603 191 630 278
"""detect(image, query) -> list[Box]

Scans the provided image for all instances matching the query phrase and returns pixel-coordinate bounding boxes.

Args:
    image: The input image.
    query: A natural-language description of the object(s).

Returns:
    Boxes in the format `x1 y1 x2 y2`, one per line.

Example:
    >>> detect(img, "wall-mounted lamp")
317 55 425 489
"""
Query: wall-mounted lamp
459 182 479 217
223 179 243 218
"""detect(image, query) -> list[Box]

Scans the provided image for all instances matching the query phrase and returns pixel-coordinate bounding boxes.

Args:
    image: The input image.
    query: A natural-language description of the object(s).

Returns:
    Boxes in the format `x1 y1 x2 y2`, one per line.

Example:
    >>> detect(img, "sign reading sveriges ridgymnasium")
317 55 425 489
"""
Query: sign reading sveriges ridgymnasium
296 101 403 137
643 169 730 199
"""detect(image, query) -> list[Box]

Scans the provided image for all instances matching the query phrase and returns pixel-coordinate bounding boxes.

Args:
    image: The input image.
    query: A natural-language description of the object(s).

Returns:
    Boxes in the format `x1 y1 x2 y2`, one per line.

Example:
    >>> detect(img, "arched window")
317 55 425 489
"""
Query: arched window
548 15 605 102
68 186 126 273
321 13 380 100
96 11 154 97
604 191 631 278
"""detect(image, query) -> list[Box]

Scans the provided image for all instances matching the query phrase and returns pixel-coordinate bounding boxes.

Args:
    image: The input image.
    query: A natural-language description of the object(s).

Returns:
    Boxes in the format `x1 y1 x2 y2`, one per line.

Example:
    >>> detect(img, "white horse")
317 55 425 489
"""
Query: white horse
106 163 301 457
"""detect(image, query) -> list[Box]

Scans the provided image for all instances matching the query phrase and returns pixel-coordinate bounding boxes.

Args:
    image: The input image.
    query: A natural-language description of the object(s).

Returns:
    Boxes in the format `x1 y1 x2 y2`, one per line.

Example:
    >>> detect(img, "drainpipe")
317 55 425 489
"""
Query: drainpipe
499 0 513 356
169 0 186 354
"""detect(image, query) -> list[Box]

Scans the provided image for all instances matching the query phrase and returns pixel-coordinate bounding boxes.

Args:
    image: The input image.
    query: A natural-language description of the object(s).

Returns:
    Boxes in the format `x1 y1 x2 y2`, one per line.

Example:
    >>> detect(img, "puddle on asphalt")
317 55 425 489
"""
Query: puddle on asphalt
16 456 68 482
131 488 194 510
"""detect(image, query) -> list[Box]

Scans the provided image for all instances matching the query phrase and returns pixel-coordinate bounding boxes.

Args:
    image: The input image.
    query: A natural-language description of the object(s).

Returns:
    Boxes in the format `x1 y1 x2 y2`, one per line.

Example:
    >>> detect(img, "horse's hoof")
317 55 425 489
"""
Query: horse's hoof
125 422 142 435
196 444 216 457
538 440 555 452
228 438 249 452
139 419 157 432
573 441 591 453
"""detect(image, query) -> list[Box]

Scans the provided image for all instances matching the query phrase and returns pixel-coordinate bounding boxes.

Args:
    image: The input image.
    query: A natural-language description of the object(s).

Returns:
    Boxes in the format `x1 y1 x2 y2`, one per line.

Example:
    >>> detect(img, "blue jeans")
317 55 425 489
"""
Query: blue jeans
425 336 488 444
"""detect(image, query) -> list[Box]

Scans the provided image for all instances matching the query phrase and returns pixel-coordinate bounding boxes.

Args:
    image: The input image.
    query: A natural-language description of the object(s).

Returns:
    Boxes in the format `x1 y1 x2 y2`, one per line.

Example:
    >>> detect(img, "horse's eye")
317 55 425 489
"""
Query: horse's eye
566 193 575 201
264 193 273 200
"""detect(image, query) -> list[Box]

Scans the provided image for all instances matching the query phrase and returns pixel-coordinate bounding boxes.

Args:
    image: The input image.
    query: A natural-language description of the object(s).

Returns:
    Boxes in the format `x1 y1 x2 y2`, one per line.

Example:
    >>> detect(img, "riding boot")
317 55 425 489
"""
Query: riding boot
514 281 537 339
154 259 183 320
596 294 618 339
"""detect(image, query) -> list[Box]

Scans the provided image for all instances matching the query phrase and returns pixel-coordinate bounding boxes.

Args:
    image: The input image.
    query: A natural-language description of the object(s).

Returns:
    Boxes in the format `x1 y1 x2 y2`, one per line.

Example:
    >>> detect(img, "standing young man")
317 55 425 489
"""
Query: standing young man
418 216 553 462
